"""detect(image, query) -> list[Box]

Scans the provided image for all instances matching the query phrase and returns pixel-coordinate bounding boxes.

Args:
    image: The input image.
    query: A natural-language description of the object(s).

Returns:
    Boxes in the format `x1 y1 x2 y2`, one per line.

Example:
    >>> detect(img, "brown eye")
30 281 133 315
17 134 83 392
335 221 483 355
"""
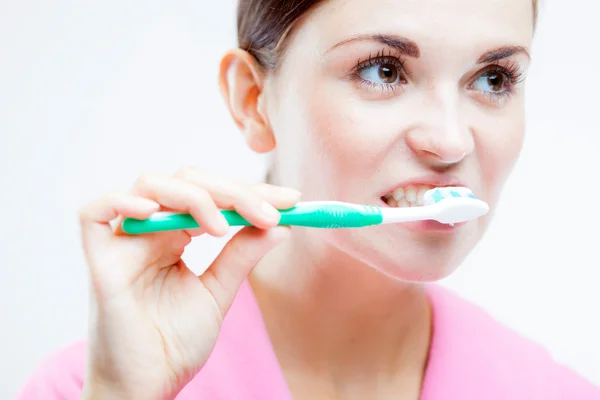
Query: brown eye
378 64 399 84
359 61 402 85
487 73 505 92
473 71 509 93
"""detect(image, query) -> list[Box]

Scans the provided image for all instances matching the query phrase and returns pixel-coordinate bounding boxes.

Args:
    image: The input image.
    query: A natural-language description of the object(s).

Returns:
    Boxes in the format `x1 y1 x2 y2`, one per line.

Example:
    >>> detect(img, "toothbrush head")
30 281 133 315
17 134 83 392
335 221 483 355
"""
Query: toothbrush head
423 187 489 224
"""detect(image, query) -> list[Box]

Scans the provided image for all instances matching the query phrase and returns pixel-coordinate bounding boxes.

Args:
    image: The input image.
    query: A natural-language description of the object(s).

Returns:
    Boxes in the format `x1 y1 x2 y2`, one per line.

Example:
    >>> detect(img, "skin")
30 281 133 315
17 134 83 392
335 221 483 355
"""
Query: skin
80 0 534 399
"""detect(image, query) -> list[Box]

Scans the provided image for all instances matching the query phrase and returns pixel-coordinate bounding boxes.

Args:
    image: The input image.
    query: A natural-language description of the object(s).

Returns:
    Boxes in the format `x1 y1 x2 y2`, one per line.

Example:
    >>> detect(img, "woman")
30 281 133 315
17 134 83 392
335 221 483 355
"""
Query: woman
18 0 600 399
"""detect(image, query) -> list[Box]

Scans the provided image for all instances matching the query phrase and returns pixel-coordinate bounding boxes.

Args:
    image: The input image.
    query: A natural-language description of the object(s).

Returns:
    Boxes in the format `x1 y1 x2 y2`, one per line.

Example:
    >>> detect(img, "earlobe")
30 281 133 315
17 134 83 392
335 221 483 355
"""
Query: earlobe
218 49 276 153
244 119 276 153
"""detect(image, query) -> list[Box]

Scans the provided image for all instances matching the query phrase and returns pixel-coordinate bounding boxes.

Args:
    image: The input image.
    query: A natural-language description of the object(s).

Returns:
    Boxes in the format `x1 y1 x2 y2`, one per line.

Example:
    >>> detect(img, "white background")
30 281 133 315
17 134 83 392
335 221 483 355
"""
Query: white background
1 0 599 397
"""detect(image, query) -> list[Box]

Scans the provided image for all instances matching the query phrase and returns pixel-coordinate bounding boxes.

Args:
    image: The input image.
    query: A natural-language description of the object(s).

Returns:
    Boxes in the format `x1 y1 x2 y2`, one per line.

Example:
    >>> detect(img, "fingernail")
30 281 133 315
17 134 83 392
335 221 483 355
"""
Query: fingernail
261 202 281 223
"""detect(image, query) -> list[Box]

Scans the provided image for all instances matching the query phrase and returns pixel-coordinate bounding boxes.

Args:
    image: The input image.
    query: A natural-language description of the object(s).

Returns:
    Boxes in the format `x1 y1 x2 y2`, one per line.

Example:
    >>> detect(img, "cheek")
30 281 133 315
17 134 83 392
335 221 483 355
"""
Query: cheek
300 87 398 195
476 104 525 203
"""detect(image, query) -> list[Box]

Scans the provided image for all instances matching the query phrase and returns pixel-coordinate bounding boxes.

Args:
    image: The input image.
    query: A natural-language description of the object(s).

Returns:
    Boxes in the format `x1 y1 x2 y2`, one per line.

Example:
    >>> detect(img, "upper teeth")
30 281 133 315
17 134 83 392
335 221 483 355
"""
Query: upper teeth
383 185 434 207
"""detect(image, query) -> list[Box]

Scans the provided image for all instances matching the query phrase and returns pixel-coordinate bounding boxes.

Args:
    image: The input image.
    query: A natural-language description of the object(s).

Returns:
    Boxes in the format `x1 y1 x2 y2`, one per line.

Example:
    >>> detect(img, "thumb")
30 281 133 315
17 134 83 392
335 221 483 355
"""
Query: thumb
199 226 290 316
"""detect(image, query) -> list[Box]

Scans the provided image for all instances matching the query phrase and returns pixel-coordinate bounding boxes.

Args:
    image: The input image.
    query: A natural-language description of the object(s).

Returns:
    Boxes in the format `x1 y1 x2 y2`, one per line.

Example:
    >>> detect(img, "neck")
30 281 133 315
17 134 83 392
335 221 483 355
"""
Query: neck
249 229 432 395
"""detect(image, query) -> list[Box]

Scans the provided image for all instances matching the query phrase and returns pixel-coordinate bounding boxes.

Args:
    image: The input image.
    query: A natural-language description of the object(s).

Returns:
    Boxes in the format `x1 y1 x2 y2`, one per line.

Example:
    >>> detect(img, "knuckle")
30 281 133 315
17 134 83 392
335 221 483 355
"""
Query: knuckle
175 165 201 180
78 206 91 222
227 184 249 202
248 182 263 193
135 172 158 188
77 195 109 222
190 185 211 202
187 186 216 211
233 181 257 198
249 182 272 198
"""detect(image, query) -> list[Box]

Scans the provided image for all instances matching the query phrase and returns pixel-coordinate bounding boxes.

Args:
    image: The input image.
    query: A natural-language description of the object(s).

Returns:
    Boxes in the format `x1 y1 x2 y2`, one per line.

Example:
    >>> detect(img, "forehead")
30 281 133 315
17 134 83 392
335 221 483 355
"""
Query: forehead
294 0 533 57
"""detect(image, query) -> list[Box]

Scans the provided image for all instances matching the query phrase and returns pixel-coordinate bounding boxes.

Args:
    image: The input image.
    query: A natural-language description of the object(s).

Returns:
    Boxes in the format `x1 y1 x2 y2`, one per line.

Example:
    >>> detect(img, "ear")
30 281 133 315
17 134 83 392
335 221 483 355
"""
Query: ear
218 49 275 153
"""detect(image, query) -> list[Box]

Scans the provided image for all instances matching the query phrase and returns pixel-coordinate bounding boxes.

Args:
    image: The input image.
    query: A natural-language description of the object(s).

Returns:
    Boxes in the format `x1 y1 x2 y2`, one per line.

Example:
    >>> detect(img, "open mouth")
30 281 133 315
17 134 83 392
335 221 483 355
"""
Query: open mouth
381 184 440 207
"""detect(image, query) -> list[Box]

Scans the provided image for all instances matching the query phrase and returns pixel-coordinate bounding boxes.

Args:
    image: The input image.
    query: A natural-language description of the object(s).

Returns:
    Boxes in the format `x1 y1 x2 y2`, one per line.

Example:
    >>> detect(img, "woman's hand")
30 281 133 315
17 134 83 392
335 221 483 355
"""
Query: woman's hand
79 167 300 399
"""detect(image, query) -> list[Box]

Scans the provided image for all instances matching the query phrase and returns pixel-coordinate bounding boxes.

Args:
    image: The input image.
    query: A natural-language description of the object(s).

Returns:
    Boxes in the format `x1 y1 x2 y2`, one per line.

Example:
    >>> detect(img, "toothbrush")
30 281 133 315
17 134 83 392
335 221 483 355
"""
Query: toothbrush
121 186 489 235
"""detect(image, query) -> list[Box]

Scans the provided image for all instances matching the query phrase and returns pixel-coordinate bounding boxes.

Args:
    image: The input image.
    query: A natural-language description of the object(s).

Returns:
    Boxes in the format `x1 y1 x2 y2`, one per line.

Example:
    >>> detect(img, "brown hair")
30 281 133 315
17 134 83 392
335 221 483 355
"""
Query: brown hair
237 0 539 71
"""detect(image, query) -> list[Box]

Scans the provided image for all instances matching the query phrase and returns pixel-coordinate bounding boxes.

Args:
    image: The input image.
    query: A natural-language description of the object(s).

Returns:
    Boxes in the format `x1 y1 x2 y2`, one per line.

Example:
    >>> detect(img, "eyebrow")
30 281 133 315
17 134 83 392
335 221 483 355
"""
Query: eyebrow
328 34 420 58
477 46 530 63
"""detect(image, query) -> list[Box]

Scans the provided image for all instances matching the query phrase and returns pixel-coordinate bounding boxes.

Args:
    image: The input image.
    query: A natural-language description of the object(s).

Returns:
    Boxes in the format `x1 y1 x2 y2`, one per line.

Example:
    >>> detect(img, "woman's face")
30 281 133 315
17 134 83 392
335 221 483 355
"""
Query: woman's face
260 0 534 281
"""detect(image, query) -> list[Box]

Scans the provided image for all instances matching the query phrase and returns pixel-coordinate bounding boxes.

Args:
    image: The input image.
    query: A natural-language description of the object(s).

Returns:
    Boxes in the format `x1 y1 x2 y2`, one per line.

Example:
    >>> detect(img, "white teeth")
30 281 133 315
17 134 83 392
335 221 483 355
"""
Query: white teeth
405 186 417 203
383 185 437 207
392 188 405 200
417 187 429 205
397 198 410 207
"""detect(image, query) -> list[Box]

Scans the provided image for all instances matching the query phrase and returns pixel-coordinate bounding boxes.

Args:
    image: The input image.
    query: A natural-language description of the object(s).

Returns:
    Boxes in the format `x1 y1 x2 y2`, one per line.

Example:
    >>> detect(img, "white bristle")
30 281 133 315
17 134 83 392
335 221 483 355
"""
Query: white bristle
423 186 475 206
380 186 489 225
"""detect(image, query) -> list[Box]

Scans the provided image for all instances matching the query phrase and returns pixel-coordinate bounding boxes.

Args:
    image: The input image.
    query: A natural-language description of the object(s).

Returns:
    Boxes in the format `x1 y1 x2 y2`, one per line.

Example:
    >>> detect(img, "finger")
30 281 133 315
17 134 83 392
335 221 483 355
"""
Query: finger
177 168 302 206
184 228 205 237
174 168 300 229
79 192 160 225
199 226 290 316
134 173 229 237
250 183 302 209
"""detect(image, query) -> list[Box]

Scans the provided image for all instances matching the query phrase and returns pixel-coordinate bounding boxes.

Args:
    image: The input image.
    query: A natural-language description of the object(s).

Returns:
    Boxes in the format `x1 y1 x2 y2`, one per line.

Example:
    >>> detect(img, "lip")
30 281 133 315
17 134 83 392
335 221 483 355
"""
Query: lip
402 220 467 232
378 174 468 199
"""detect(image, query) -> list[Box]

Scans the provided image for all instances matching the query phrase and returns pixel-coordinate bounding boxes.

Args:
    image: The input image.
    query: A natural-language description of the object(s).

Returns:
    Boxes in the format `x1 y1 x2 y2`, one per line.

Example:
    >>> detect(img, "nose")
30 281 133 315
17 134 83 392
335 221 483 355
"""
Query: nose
405 93 475 168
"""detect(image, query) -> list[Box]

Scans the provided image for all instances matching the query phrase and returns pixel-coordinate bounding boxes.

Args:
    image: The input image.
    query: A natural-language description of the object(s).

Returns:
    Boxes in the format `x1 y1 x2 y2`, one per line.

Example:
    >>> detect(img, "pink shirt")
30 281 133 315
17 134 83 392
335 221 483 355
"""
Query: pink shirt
18 282 600 399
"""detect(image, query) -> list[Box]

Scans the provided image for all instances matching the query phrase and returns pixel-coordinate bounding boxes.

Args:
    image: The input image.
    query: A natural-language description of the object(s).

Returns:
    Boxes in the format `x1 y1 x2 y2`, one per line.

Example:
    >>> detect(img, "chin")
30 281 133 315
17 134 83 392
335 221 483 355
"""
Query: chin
321 222 482 283
370 252 465 283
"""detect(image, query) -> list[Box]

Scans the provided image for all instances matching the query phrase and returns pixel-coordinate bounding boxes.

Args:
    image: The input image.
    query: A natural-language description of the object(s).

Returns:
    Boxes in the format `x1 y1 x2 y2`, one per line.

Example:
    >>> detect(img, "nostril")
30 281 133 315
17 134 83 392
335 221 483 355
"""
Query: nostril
438 151 468 164
420 149 439 158
417 148 468 165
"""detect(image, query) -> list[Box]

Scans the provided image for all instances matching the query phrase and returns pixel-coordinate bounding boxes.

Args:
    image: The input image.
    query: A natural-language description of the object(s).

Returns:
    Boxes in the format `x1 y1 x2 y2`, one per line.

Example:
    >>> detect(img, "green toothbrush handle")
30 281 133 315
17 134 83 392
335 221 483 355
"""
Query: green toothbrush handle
121 202 383 234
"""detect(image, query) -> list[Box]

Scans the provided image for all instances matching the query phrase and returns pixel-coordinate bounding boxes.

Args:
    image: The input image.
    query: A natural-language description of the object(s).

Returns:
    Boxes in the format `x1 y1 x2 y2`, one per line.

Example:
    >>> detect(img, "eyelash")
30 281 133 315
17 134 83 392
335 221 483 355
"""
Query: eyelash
472 60 525 102
351 49 526 102
353 49 408 94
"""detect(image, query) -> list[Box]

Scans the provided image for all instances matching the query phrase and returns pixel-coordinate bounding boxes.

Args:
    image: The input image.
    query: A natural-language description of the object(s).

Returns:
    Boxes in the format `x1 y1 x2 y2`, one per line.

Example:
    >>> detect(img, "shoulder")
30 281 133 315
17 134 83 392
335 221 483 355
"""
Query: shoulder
424 285 600 399
17 340 87 399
